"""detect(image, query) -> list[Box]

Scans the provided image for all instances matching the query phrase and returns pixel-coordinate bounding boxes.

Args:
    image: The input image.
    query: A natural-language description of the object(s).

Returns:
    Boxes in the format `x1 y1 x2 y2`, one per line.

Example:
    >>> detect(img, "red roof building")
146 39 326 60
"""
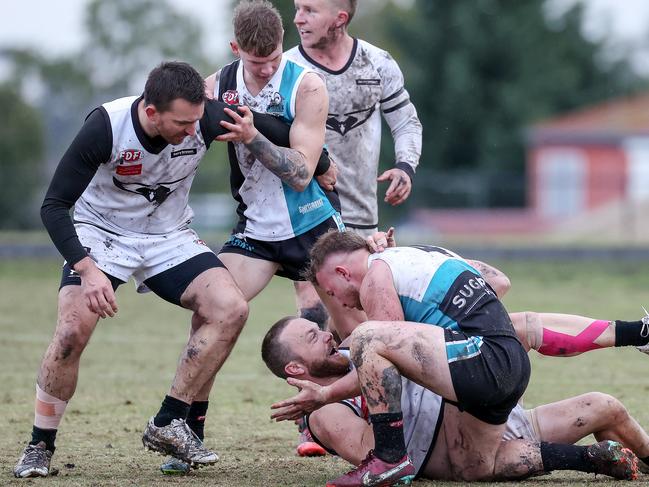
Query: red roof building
527 92 649 219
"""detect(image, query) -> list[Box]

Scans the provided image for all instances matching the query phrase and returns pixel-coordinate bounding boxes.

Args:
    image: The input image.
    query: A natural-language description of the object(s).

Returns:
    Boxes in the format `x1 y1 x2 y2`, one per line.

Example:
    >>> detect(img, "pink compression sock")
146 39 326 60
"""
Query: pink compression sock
538 320 608 356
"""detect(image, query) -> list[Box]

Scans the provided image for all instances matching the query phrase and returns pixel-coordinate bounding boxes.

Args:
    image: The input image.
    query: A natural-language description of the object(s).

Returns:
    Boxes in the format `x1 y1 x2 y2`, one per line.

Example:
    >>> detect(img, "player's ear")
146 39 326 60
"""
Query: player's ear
144 105 157 120
336 11 348 29
285 360 305 377
335 265 349 280
230 41 239 57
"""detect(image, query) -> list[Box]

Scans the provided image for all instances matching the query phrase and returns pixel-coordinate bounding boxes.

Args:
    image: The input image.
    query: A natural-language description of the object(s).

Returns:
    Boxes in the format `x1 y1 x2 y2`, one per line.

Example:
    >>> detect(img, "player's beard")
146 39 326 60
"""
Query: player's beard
308 353 350 378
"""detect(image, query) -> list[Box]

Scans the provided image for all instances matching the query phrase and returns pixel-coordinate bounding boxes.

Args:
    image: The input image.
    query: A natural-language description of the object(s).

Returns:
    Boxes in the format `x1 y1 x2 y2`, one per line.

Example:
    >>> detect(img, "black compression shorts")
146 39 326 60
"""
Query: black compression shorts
218 214 344 281
445 330 530 425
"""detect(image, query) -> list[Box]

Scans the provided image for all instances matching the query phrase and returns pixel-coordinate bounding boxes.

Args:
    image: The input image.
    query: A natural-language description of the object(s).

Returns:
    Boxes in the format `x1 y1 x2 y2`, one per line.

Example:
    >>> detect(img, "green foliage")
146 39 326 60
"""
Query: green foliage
0 0 221 229
270 0 301 49
0 84 44 229
83 0 210 94
376 0 644 208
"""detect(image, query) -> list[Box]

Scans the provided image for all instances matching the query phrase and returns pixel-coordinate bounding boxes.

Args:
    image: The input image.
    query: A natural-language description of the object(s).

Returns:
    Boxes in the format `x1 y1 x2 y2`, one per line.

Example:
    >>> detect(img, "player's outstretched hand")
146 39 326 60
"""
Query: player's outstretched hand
74 257 118 318
216 105 258 144
366 227 396 253
378 167 412 205
270 377 327 421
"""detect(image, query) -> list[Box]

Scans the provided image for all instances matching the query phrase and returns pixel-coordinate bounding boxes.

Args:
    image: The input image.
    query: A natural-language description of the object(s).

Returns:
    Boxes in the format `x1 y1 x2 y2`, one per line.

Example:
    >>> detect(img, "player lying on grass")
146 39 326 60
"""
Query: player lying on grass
262 316 645 482
264 233 608 486
269 228 649 472
267 231 645 485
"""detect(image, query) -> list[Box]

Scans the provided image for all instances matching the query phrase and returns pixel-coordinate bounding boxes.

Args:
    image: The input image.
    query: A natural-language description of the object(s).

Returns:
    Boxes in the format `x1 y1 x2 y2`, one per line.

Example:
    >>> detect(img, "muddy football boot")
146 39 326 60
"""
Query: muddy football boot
142 417 218 467
296 417 326 457
14 441 53 478
160 455 191 475
326 450 415 487
586 440 638 480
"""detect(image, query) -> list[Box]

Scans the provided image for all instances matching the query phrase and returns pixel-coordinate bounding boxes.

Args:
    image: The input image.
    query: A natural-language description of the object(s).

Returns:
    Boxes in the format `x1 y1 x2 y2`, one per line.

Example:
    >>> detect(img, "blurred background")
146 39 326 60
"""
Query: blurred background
3 0 649 256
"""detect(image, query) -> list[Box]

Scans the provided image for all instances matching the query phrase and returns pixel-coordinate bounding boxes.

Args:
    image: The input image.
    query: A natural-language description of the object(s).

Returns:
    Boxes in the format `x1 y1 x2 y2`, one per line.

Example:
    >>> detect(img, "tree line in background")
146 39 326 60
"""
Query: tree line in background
0 0 644 229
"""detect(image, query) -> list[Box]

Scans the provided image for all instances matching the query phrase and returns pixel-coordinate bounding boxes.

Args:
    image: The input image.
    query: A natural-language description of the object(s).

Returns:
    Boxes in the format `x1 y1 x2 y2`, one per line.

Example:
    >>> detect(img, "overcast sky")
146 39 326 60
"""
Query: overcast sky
2 0 649 73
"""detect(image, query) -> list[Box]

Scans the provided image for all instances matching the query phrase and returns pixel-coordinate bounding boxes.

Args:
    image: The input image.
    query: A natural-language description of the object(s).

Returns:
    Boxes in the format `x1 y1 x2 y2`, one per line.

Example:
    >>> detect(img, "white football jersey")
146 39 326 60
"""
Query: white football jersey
284 39 422 229
73 96 206 236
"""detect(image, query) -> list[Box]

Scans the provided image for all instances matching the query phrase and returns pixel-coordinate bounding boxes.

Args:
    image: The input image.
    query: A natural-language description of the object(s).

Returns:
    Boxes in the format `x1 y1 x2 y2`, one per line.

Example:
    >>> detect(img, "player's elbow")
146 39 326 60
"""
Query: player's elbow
491 275 511 298
286 162 313 192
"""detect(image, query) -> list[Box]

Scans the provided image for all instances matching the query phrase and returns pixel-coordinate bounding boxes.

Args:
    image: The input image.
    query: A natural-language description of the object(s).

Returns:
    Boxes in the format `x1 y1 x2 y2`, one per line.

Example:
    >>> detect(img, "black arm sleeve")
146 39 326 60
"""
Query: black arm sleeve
201 99 290 149
40 107 112 266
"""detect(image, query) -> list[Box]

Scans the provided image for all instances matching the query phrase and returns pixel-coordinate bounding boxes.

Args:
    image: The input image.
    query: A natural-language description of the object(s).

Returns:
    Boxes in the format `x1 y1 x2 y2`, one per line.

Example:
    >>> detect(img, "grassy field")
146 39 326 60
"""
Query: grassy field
1 257 649 486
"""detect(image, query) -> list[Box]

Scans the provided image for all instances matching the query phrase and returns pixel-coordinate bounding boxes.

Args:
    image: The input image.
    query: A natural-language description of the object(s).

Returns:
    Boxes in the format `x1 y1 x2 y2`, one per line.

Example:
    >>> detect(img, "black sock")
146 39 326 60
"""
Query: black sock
540 442 596 473
370 412 406 463
30 425 57 453
153 395 190 427
614 320 649 347
187 401 209 441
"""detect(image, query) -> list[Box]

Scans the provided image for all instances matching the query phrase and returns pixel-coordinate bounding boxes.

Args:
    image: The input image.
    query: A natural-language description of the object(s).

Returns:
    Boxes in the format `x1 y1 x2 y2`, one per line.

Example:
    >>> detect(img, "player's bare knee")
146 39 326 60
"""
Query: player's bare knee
350 321 378 349
350 322 385 364
193 291 248 328
592 392 628 423
223 294 249 326
52 326 90 360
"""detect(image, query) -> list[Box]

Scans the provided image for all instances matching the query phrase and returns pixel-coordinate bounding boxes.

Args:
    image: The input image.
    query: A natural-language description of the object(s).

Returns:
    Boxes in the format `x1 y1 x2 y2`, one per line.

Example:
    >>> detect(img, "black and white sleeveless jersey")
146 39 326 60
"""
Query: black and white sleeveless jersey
284 39 422 229
214 58 337 241
41 95 297 267
73 96 206 237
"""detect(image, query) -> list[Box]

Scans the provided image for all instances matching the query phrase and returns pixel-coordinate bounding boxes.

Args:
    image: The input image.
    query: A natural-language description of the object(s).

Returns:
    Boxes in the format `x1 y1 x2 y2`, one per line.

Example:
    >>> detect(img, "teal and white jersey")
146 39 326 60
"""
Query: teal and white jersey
214 58 336 241
367 246 515 338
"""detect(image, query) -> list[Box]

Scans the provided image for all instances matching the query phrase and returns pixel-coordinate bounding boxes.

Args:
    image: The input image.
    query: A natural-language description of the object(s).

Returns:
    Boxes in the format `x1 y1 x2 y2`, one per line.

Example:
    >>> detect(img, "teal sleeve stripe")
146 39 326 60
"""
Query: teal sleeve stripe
279 61 305 121
422 259 480 305
399 295 460 331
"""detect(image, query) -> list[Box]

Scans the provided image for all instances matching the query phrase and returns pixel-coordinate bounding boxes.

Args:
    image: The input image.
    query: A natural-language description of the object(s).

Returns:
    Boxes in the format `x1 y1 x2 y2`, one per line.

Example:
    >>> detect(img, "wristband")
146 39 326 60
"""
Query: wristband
314 149 332 176
395 161 415 181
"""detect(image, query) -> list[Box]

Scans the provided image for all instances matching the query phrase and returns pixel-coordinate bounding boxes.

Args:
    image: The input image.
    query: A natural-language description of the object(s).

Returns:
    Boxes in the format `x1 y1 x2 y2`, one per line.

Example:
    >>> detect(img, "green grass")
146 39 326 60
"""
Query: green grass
1 258 649 486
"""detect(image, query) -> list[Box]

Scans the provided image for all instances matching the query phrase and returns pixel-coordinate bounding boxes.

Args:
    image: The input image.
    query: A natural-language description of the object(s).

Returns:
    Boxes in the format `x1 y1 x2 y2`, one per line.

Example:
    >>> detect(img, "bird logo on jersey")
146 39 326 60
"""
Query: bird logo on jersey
326 105 376 136
112 175 189 206
222 90 239 105
266 91 285 116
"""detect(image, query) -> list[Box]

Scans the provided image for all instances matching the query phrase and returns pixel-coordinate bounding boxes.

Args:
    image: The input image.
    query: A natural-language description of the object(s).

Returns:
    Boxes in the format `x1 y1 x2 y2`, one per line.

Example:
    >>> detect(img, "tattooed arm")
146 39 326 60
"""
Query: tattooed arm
204 70 220 99
359 260 405 321
217 72 328 191
466 259 511 298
